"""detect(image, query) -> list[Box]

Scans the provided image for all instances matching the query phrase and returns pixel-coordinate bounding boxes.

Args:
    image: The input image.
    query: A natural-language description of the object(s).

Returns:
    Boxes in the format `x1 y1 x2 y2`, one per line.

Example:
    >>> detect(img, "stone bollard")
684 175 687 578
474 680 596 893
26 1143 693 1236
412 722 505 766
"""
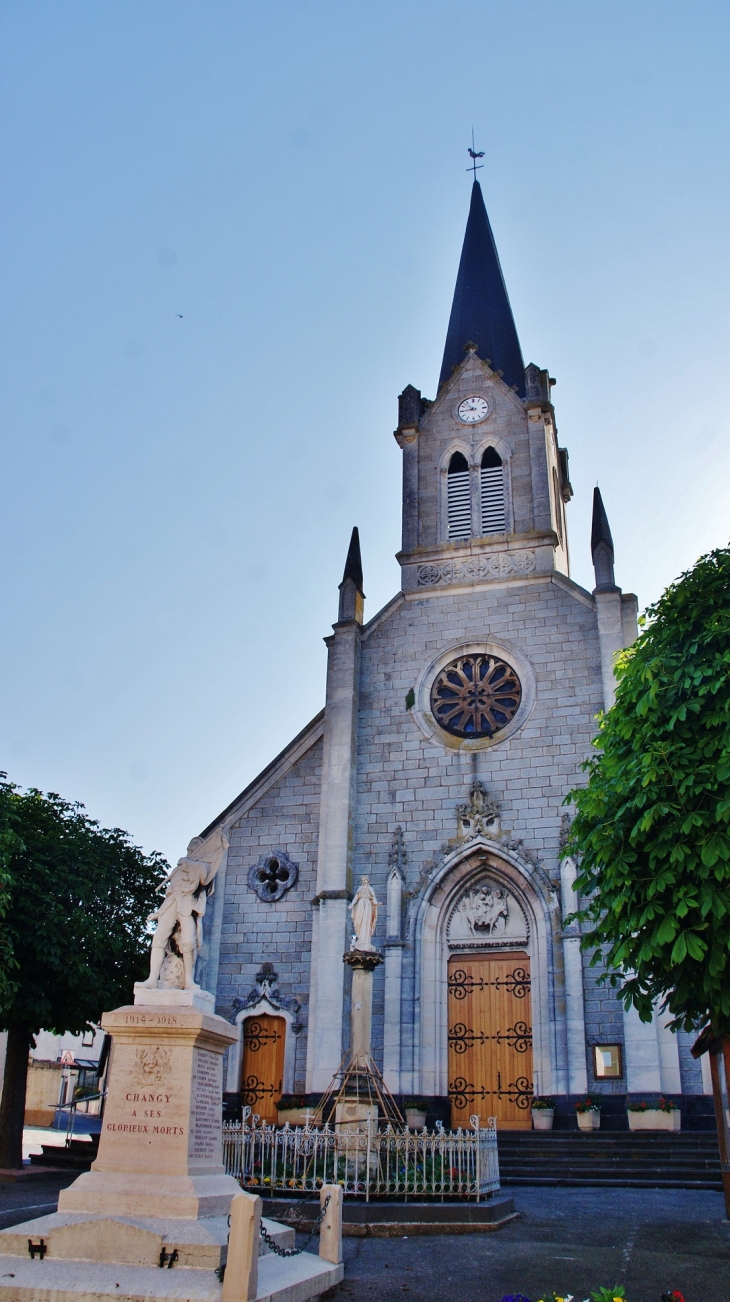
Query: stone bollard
222 1191 262 1302
318 1183 343 1265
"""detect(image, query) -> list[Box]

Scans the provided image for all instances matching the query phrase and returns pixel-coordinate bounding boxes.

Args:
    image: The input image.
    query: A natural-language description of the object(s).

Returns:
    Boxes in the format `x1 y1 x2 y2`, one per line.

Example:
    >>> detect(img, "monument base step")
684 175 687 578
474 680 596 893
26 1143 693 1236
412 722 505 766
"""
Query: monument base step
0 1249 344 1302
263 1194 517 1235
0 1211 293 1270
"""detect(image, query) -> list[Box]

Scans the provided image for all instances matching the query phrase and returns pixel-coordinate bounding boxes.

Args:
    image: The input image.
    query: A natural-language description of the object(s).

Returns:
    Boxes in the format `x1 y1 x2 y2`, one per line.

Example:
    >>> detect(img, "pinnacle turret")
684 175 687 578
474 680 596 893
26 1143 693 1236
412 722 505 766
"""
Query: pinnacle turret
338 526 364 623
591 488 616 591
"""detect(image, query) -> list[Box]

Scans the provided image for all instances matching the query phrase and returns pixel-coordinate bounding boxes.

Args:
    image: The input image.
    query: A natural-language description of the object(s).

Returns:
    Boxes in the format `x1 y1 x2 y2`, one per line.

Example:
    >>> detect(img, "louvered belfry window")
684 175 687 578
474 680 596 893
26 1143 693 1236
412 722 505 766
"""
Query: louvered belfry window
480 446 506 535
447 452 471 540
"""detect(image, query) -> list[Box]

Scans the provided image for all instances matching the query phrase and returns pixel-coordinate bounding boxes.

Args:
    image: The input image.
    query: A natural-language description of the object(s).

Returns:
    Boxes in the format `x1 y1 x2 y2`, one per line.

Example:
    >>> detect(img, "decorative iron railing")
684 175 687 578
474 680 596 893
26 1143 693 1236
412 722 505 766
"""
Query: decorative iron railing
222 1110 500 1201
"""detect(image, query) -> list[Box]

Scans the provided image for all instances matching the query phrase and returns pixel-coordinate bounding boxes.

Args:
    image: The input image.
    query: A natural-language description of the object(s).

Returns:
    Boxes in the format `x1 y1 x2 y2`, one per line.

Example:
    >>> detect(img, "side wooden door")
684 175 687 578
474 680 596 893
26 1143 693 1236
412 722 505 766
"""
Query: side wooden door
448 953 533 1130
241 1014 286 1123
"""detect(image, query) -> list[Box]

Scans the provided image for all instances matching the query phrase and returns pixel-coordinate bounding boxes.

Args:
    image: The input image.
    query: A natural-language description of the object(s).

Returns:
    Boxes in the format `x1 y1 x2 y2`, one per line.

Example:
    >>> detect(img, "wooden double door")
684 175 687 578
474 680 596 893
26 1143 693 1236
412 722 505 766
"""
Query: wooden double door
448 953 533 1130
241 1014 286 1123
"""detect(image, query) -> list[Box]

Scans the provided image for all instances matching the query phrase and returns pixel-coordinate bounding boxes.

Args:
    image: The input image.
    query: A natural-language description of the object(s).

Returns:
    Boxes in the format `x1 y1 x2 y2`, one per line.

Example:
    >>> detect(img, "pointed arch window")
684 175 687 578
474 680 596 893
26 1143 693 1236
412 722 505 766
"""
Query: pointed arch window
480 447 506 535
447 452 471 540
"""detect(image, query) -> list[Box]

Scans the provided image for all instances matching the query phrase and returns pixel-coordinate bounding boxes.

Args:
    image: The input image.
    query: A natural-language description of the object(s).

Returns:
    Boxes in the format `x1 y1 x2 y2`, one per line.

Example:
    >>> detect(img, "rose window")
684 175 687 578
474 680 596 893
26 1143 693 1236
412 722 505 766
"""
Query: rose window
430 654 522 738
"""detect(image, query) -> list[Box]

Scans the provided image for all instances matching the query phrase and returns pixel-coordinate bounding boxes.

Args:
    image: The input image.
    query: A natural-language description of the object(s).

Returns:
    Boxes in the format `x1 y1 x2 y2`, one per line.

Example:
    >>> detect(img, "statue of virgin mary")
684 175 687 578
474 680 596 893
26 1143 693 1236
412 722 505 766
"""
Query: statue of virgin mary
349 876 378 951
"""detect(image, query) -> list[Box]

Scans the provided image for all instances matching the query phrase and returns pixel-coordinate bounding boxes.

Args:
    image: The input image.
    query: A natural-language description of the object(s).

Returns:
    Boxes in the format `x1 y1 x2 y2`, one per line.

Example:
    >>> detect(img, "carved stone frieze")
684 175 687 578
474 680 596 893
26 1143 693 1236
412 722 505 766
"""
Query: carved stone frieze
417 550 536 587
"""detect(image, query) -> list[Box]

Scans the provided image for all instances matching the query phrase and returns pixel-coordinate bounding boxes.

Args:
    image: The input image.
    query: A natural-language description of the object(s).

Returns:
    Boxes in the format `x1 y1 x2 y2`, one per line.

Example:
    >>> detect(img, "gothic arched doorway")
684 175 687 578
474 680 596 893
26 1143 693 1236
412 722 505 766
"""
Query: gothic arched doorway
241 1014 285 1123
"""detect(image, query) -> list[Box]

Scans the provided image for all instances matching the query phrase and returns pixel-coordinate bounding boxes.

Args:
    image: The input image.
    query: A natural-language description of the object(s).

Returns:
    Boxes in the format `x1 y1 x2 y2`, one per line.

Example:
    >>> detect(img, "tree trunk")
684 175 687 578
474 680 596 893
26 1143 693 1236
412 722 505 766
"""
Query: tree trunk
0 1025 32 1169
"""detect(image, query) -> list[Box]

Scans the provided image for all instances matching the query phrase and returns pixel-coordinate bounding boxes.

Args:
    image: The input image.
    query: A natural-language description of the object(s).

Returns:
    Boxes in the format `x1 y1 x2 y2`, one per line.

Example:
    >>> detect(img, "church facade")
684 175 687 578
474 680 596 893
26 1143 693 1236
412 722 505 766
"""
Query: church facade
195 182 710 1128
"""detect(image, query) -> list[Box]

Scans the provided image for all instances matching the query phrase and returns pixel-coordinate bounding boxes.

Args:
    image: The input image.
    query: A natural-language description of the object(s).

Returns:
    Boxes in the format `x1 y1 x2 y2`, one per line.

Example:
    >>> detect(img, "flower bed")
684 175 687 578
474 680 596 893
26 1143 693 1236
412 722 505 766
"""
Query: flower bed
223 1110 500 1199
497 1284 686 1301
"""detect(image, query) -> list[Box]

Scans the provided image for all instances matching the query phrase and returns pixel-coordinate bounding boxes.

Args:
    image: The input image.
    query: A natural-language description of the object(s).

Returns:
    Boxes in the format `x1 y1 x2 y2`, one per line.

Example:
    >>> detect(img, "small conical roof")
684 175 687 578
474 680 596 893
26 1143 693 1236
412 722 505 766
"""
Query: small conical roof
439 181 525 395
341 526 363 591
590 488 614 560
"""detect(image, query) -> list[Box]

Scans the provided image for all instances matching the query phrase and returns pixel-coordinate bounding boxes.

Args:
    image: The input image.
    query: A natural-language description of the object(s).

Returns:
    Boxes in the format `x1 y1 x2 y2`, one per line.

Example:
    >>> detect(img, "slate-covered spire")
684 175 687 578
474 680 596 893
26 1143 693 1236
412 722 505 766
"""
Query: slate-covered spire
439 181 525 395
338 526 364 622
591 487 616 591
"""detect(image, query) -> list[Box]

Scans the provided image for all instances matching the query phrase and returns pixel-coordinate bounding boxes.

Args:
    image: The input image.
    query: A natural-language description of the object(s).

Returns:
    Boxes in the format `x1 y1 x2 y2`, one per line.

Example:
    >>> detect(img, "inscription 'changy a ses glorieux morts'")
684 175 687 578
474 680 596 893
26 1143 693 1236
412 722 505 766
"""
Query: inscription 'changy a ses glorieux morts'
108 1085 184 1137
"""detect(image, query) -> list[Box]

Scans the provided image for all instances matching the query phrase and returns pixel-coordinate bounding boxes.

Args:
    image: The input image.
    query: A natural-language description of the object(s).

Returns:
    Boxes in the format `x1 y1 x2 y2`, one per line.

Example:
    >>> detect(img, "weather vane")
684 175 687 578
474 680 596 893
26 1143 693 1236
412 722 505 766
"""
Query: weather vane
467 127 484 181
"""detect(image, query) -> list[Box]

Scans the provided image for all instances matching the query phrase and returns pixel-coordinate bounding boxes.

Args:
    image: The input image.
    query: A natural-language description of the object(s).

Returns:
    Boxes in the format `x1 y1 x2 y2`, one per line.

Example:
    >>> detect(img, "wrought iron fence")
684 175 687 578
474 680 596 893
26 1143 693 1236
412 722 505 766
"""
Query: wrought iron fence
222 1110 499 1201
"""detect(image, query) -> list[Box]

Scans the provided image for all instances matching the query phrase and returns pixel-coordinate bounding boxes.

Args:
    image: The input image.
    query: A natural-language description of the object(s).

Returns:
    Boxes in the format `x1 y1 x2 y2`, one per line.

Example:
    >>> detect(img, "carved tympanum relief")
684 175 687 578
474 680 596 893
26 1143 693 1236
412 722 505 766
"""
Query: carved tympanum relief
447 878 529 950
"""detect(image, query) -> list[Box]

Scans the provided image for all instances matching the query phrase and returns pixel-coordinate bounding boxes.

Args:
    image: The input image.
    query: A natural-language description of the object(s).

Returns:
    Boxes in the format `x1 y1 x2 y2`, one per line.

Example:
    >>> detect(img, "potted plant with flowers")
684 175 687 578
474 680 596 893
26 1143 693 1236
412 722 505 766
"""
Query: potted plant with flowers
275 1094 311 1126
404 1098 428 1130
627 1097 681 1132
530 1096 556 1130
575 1095 601 1131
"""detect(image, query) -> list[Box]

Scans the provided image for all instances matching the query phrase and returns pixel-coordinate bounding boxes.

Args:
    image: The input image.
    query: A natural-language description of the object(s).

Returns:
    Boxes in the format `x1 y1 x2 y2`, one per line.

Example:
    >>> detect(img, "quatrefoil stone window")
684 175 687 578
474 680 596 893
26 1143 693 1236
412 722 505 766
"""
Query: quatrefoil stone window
248 849 299 902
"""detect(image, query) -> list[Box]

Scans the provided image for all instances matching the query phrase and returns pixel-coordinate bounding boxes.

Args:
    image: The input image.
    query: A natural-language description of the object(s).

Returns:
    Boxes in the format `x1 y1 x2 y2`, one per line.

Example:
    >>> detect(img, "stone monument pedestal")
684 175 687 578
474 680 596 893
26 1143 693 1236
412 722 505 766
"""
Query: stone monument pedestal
58 984 239 1221
0 983 343 1298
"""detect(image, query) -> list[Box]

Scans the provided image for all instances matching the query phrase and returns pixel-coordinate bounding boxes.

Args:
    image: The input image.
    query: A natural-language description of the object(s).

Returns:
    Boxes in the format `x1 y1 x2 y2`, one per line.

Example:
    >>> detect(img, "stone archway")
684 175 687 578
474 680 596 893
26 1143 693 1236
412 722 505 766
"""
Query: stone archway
411 837 562 1103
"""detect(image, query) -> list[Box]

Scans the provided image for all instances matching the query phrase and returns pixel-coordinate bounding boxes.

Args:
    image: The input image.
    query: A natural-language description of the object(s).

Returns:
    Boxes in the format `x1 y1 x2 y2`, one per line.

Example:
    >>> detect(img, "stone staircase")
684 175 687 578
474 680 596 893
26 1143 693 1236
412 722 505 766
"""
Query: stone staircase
29 1135 99 1171
497 1131 722 1190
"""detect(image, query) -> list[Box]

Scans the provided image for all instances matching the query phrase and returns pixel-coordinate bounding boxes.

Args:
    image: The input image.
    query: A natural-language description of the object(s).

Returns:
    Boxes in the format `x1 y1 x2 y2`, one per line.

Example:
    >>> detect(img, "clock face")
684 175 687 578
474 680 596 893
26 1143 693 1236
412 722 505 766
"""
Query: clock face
457 395 489 424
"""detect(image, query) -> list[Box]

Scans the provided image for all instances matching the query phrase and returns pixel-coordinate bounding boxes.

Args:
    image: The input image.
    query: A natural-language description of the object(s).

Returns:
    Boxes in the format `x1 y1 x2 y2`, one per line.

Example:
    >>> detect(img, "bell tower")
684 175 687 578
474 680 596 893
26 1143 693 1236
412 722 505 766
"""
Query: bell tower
395 181 573 594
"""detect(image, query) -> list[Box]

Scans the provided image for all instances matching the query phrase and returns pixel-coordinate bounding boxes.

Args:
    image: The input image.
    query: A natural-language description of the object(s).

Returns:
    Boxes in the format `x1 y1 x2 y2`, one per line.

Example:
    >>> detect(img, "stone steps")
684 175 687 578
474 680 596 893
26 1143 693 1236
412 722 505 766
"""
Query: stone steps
28 1137 99 1171
497 1131 723 1189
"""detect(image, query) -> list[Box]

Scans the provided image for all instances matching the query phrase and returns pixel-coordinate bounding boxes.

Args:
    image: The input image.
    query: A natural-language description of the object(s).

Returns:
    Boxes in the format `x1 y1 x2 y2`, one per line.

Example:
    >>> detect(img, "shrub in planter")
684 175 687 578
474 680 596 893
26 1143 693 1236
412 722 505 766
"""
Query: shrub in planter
404 1098 428 1129
627 1097 680 1132
575 1096 601 1131
530 1096 556 1130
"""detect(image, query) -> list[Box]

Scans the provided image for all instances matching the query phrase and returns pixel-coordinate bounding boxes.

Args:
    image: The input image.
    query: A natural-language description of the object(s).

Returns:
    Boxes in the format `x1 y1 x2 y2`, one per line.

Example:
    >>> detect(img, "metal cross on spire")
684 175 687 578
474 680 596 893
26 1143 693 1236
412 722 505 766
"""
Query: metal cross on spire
467 128 484 181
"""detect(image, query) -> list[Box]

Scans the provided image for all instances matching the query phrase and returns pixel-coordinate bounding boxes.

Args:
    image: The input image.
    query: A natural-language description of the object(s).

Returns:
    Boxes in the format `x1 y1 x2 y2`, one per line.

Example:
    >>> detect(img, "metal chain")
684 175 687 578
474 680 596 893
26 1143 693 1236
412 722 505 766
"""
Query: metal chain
259 1194 331 1258
216 1193 332 1280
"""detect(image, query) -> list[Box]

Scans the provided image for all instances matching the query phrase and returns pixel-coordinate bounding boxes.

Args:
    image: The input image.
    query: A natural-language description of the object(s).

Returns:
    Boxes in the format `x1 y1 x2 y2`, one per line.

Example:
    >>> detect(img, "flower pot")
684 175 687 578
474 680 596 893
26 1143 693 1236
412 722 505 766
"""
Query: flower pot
276 1108 310 1126
405 1109 427 1130
628 1108 681 1132
577 1109 600 1131
531 1108 554 1131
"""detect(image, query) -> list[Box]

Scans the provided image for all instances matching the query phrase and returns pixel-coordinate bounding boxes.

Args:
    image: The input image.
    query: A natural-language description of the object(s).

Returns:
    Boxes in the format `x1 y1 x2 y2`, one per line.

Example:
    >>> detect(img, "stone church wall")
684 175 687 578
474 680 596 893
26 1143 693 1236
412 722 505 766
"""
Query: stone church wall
353 574 605 1083
216 736 323 1092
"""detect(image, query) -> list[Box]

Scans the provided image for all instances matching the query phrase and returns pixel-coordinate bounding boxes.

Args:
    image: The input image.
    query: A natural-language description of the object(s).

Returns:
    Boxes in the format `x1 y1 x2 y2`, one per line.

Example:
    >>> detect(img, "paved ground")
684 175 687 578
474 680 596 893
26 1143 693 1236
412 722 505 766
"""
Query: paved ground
0 1178 727 1302
0 1172 74 1230
331 1188 729 1302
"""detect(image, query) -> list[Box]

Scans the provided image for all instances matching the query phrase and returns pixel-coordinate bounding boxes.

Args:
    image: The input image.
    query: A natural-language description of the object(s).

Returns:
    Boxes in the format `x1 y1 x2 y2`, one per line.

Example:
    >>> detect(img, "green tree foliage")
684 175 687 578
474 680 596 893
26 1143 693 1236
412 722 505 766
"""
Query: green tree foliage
564 546 730 1035
0 775 167 1166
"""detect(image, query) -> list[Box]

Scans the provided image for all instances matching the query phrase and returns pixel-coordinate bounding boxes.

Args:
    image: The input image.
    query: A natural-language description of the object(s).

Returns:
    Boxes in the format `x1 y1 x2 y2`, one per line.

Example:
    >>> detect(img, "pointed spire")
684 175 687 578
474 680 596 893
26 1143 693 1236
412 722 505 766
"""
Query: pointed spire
342 526 363 591
591 488 616 591
338 527 364 623
439 181 525 395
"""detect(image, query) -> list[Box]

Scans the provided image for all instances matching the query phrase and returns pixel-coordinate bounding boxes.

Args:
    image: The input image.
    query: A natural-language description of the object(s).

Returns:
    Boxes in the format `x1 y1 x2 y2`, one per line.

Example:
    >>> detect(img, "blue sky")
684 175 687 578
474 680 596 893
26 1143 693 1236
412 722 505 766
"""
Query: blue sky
2 1 729 862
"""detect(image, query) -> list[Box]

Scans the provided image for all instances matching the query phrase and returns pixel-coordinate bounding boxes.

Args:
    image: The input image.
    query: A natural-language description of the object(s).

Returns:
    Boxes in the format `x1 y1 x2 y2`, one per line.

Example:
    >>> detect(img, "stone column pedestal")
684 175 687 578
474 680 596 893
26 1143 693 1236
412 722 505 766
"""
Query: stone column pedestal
59 986 240 1220
343 949 383 1065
